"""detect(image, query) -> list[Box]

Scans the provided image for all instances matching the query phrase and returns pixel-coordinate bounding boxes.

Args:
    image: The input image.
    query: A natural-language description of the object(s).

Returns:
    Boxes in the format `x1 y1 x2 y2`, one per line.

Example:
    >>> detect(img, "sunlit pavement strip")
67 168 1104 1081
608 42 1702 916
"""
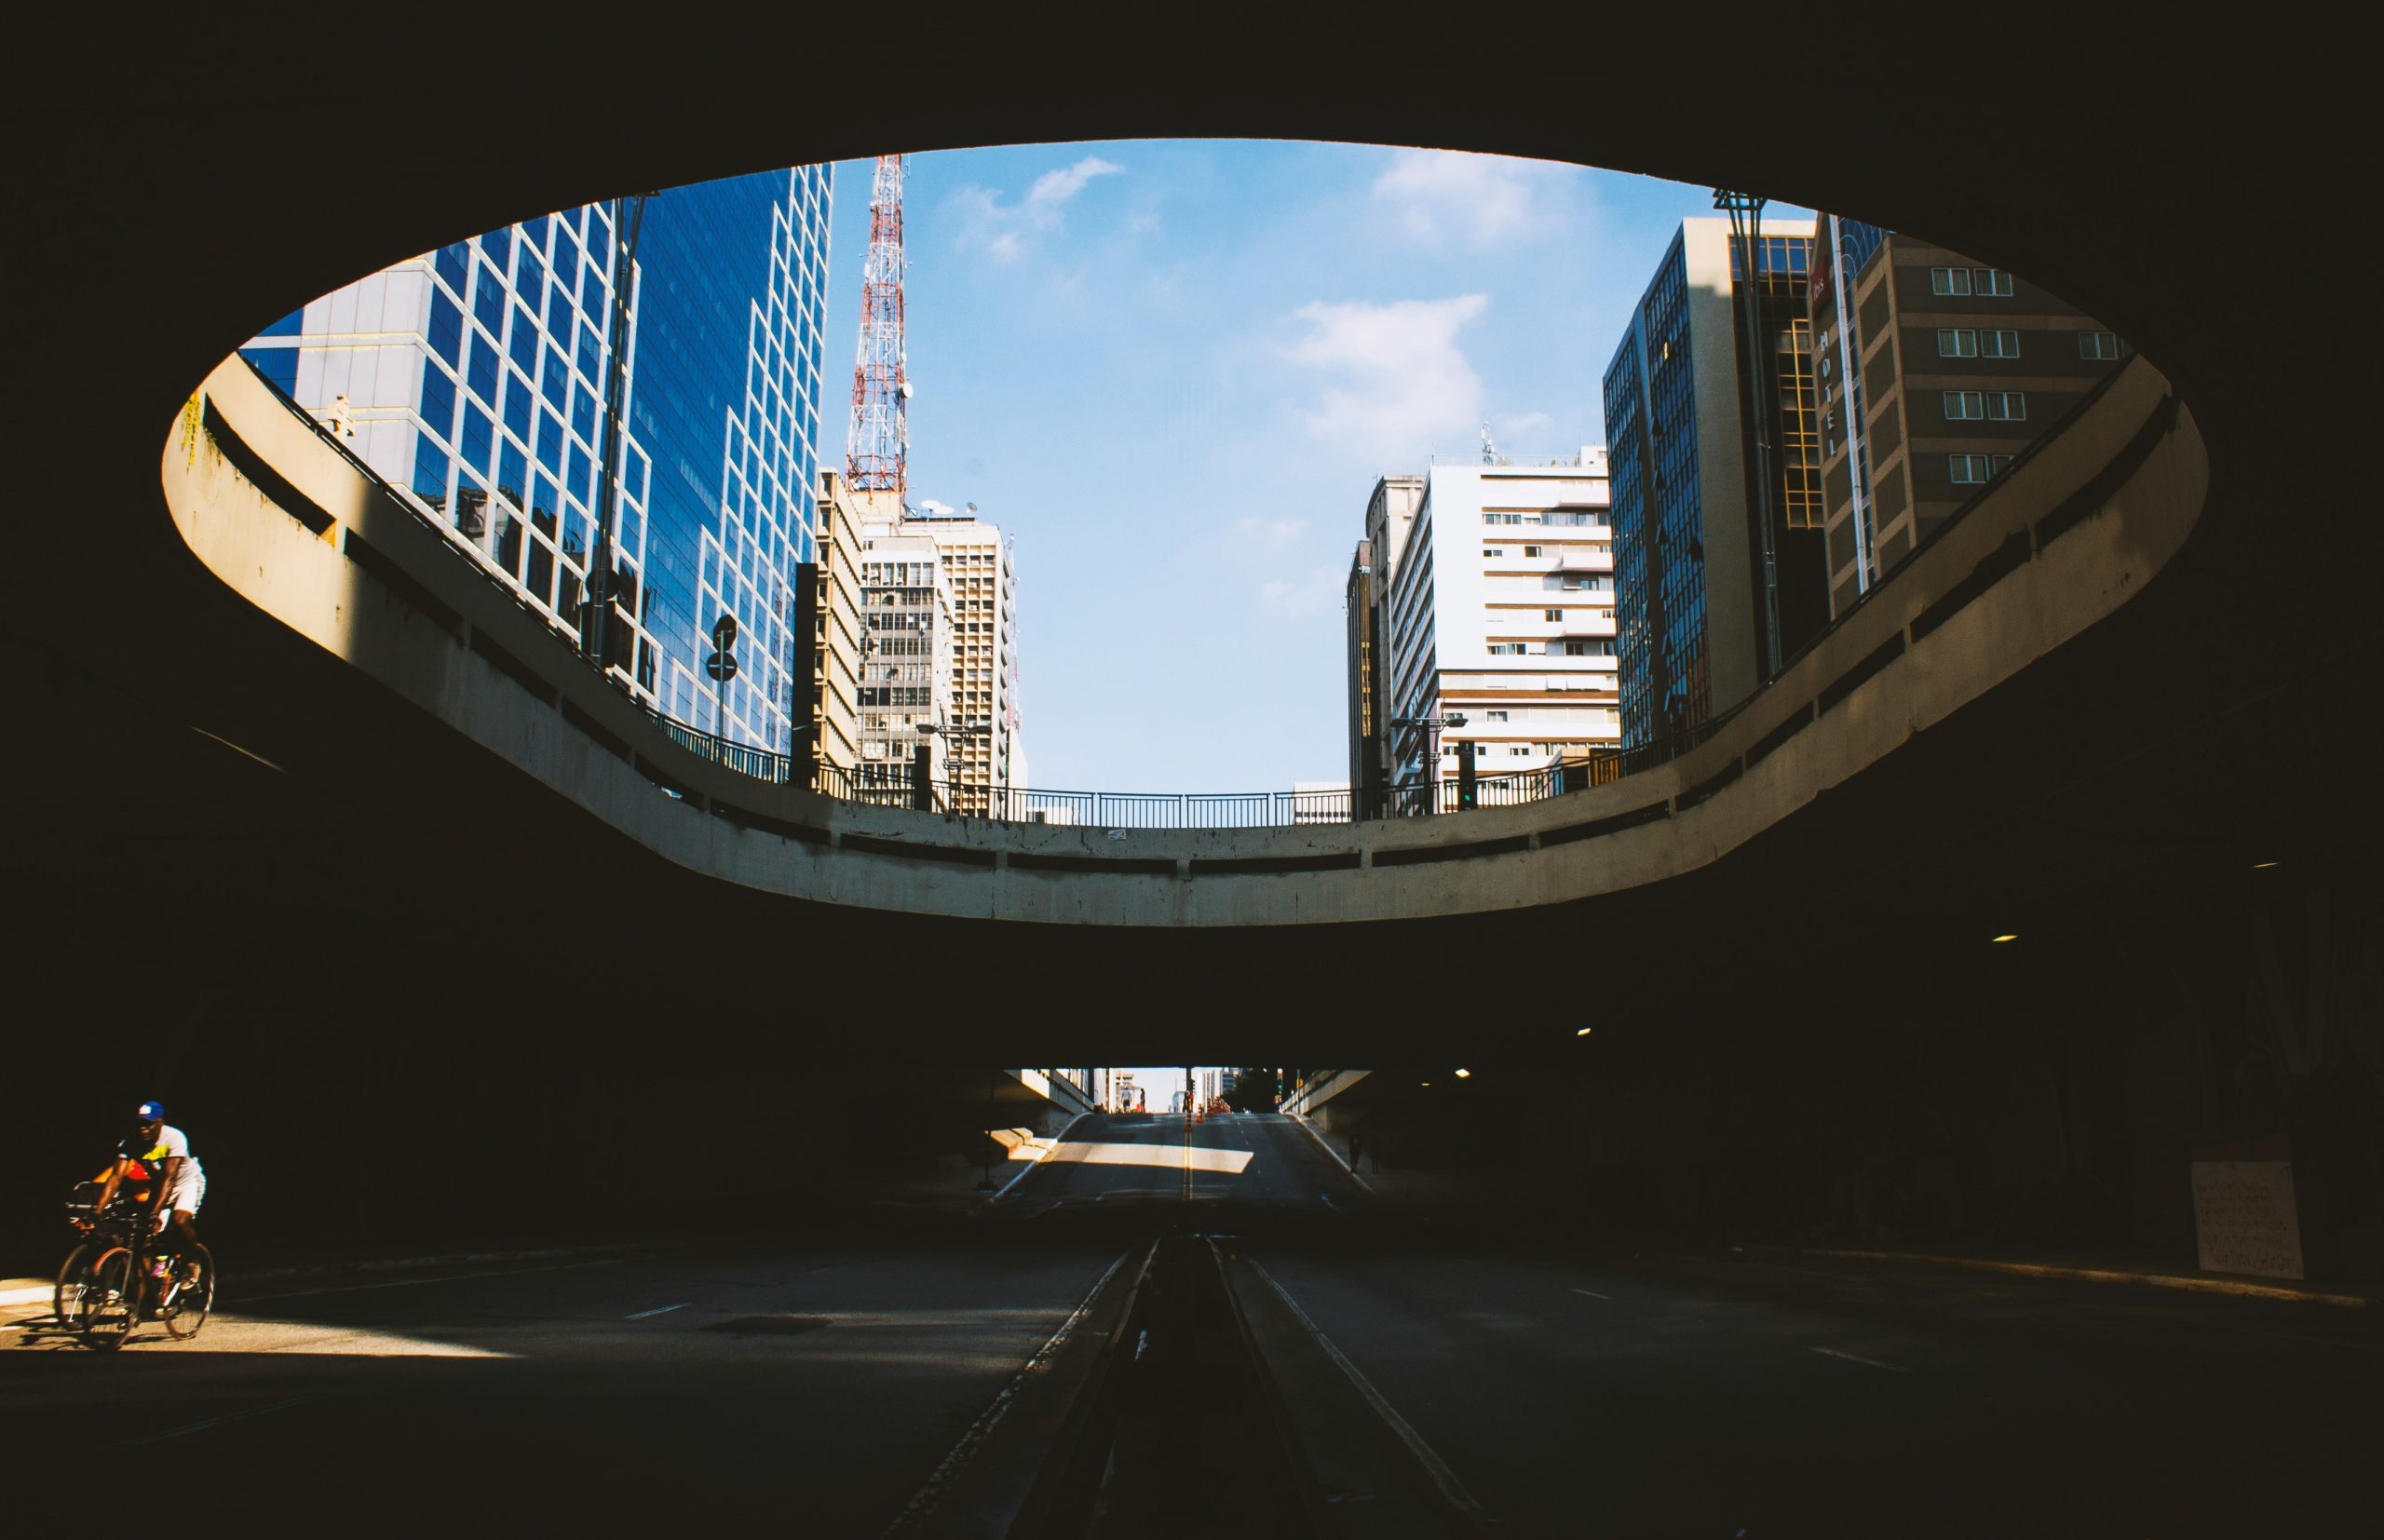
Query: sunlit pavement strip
1809 1346 1912 1372
117 1394 324 1446
626 1303 689 1319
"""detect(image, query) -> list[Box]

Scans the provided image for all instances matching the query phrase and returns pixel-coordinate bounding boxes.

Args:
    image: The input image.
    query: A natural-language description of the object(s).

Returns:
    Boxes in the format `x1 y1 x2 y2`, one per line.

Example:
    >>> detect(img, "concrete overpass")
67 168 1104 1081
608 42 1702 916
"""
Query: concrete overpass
3 5 2378 1285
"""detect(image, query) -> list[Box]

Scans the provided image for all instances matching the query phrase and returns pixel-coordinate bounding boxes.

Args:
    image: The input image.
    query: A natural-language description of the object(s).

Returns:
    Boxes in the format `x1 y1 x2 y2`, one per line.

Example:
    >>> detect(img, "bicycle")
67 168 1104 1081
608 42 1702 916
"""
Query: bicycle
57 1183 216 1348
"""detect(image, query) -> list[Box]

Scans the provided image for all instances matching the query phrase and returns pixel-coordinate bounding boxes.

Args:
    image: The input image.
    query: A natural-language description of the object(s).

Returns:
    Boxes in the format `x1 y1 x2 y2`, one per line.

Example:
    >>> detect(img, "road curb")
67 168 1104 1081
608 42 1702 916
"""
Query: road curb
1741 1244 2374 1308
1285 1113 1374 1194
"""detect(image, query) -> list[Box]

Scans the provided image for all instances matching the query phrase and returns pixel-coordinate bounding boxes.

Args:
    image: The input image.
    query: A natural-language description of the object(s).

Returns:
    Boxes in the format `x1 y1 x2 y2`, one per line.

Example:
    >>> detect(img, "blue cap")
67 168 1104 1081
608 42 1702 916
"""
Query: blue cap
136 1101 165 1122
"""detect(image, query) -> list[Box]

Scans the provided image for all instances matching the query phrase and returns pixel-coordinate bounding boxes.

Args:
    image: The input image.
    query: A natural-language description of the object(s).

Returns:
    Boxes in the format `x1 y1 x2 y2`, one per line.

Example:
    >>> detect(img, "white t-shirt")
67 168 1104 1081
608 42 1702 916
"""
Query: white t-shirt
126 1124 200 1178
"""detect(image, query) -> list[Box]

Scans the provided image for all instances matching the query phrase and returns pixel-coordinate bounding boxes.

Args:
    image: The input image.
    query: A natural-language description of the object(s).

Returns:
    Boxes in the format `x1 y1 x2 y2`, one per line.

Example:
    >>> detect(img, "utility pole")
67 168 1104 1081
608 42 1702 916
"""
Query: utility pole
1714 188 1783 678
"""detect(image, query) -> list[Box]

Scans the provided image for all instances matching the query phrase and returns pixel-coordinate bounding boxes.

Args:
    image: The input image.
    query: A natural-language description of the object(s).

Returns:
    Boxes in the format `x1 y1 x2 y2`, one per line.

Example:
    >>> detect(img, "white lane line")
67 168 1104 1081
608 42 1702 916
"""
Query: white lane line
1570 1288 1611 1301
625 1302 689 1319
1247 1259 1493 1526
118 1394 323 1447
1810 1346 1912 1372
239 1256 630 1304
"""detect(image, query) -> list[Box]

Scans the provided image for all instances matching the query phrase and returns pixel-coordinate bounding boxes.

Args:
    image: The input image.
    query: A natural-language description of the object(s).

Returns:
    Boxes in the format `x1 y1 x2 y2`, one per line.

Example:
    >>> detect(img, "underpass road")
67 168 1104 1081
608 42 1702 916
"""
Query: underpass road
1005 1111 1363 1212
1245 1244 2384 1537
1 1240 1118 1533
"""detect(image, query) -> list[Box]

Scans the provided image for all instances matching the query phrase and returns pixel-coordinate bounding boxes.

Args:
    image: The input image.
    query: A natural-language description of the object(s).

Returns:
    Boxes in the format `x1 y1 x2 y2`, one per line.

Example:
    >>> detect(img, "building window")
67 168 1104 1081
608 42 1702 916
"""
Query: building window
2079 331 2121 360
1985 390 2027 421
1510 746 1530 757
1947 453 2004 485
1981 330 2021 358
1942 390 1984 421
1544 608 1564 621
1974 268 2014 297
1486 710 1509 722
1483 547 1505 558
1486 642 1528 655
1930 266 1972 297
1936 328 1979 358
1524 545 1544 557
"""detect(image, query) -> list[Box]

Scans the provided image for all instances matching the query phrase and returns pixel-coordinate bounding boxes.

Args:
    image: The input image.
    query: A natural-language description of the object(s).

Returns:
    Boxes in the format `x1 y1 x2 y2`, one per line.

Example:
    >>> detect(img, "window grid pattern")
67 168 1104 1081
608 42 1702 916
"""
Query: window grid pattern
239 167 833 752
1605 231 1711 748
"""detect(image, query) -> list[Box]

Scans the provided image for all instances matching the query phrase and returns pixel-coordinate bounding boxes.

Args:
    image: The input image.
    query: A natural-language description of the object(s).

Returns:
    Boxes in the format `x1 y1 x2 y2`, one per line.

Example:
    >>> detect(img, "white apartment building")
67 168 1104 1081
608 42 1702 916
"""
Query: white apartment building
1384 452 1619 802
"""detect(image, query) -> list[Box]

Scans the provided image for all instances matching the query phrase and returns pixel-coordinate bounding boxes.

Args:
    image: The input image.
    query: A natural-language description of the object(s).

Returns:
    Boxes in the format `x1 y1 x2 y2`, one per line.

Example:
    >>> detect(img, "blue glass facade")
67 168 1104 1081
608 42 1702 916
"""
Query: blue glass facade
1606 223 1823 749
1605 229 1709 749
241 166 833 751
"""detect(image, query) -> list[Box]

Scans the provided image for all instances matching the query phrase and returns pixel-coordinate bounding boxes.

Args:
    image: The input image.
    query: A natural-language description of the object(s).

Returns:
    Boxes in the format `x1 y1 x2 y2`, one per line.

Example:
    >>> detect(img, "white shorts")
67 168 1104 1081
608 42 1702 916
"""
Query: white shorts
162 1161 206 1218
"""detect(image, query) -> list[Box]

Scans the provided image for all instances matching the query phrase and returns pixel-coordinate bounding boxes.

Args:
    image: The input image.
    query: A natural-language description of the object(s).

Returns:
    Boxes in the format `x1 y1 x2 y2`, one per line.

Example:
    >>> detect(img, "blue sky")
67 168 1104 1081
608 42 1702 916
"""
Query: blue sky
819 142 1773 793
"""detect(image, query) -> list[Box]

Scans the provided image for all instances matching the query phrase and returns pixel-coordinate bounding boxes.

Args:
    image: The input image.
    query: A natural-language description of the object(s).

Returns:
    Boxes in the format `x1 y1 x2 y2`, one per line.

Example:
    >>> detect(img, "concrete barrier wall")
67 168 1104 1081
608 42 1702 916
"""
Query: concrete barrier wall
162 354 2205 928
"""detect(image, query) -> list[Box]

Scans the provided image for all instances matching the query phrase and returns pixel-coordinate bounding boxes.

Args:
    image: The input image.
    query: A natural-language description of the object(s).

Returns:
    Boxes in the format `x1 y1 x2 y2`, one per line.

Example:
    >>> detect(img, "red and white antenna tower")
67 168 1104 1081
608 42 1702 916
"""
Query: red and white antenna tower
847 154 910 504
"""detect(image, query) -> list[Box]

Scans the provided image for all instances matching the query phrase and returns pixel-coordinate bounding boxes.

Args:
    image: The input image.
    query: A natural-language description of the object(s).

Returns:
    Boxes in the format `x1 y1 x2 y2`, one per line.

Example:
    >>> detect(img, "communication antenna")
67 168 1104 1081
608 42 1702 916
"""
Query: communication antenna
847 155 909 503
1480 421 1498 465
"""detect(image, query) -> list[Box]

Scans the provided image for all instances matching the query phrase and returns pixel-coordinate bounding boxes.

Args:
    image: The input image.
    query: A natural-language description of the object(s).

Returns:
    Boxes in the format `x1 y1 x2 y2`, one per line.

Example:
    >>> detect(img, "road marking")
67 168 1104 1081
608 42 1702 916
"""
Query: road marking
240 1256 630 1304
1810 1346 1912 1372
119 1394 323 1447
1247 1259 1493 1526
884 1248 1134 1535
1571 1288 1611 1301
625 1302 688 1319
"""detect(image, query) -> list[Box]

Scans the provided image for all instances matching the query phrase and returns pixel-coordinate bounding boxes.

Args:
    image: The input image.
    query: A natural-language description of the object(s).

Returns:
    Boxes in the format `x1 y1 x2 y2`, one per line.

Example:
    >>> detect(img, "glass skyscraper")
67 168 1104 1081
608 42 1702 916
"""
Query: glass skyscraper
1604 217 1823 749
241 166 833 751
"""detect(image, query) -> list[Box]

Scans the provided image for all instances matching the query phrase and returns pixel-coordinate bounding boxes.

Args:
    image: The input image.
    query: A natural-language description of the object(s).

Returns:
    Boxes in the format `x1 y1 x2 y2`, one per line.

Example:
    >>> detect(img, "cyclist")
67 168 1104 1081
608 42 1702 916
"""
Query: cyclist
88 1101 205 1286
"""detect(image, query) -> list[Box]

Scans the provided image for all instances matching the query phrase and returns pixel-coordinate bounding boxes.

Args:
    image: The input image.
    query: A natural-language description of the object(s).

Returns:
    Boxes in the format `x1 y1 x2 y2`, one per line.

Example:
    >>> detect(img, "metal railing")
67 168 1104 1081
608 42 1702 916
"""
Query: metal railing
236 347 2133 842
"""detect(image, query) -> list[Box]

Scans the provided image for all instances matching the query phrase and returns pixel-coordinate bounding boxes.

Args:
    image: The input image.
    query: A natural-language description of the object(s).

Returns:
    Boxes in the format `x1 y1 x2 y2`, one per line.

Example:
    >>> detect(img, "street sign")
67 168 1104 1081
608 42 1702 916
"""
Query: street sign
711 613 738 649
704 652 738 682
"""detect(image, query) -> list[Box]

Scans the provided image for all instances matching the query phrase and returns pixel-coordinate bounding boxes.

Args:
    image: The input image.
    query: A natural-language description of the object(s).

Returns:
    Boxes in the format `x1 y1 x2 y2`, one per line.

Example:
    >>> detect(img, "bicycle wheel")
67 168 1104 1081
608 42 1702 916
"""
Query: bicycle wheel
53 1242 90 1324
160 1245 214 1339
80 1247 137 1348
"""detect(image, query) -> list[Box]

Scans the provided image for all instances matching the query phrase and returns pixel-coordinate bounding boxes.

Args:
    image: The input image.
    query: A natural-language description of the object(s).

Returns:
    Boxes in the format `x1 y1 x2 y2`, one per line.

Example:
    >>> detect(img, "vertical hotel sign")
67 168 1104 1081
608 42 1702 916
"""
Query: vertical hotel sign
2189 1155 2305 1279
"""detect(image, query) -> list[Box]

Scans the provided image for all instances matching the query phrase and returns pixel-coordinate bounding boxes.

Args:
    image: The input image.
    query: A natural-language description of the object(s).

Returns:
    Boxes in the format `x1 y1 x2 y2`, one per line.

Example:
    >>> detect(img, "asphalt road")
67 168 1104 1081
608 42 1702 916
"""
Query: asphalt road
1003 1111 1364 1213
5 1117 2376 1536
1243 1243 2384 1536
2 1239 1118 1533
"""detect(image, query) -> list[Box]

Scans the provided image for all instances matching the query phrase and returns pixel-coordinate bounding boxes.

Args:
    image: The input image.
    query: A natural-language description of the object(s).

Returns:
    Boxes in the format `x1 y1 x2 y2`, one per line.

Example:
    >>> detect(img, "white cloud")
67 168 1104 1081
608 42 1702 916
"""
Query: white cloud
955 155 1123 263
1258 564 1344 617
1284 294 1489 463
1028 155 1123 209
1371 149 1564 249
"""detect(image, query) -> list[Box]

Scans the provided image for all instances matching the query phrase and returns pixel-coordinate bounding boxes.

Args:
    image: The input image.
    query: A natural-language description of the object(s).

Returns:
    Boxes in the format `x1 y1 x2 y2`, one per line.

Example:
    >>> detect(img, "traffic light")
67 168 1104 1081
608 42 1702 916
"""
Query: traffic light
1456 739 1478 809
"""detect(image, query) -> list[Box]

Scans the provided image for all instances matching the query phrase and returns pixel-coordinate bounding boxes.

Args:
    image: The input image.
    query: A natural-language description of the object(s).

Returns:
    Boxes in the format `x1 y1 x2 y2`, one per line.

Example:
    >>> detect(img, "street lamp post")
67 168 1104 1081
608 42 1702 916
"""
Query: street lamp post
917 719 1002 817
1388 711 1468 815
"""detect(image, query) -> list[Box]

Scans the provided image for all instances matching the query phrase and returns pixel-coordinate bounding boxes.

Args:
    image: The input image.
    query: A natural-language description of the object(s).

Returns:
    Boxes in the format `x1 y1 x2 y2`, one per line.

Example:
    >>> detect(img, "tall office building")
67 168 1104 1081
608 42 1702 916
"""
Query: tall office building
798 470 867 786
1343 537 1375 808
910 507 1021 817
854 509 953 794
1603 217 1826 748
240 168 835 751
1346 476 1425 818
1382 454 1619 807
1809 223 2129 616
